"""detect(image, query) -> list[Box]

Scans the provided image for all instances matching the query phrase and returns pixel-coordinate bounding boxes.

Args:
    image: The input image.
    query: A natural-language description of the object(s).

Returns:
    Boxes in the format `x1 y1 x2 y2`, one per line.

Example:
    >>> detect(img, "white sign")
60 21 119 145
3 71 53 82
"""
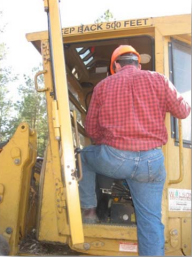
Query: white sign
119 242 138 252
168 188 191 212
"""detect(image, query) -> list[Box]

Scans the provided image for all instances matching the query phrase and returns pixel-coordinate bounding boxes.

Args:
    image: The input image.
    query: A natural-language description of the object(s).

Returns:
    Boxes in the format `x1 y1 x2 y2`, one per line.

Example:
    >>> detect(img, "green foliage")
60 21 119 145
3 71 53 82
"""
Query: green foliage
0 11 47 155
0 84 13 141
0 11 6 34
14 67 48 157
0 65 18 141
0 43 6 61
0 12 18 141
0 8 115 155
0 66 48 156
0 11 47 156
0 11 7 60
95 9 114 23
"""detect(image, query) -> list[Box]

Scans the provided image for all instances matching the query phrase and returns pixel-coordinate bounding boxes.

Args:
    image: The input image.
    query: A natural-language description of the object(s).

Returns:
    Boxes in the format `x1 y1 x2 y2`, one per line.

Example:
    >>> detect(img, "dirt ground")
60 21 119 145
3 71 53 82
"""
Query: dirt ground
19 231 79 256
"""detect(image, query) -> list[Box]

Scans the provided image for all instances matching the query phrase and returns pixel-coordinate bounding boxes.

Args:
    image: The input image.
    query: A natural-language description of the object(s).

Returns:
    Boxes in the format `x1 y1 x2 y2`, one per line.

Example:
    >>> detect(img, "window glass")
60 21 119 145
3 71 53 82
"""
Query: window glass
172 40 191 142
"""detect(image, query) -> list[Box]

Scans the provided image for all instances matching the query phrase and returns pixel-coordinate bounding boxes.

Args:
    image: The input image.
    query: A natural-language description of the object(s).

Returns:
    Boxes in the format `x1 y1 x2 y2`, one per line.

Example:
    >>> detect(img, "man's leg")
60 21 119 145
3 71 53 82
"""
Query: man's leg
79 162 97 209
79 146 98 223
79 144 127 208
79 144 128 223
127 172 166 256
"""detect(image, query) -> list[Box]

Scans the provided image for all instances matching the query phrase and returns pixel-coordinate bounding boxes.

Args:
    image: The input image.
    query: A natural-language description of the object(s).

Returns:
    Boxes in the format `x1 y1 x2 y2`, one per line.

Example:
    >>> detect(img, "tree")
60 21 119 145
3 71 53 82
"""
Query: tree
0 11 18 141
0 11 47 155
0 76 15 141
14 67 48 157
95 9 114 23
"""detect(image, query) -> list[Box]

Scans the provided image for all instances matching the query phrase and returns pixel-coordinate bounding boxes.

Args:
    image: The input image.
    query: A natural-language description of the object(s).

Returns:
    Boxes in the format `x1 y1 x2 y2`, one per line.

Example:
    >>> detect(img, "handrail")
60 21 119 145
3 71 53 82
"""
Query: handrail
169 119 184 185
68 90 87 115
72 110 83 182
34 70 48 92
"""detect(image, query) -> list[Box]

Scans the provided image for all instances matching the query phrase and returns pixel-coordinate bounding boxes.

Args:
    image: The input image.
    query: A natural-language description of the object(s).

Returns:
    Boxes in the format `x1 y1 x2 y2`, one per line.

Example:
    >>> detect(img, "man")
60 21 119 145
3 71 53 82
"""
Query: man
79 45 191 256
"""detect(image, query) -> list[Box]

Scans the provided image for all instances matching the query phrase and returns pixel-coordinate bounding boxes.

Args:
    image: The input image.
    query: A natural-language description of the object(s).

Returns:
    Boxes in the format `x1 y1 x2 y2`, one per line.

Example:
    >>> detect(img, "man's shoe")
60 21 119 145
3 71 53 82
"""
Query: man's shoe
81 207 99 224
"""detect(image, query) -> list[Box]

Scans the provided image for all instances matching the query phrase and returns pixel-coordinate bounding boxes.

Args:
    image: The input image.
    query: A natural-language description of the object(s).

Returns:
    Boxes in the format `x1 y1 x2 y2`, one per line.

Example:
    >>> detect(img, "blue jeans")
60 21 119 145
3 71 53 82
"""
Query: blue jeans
79 145 166 256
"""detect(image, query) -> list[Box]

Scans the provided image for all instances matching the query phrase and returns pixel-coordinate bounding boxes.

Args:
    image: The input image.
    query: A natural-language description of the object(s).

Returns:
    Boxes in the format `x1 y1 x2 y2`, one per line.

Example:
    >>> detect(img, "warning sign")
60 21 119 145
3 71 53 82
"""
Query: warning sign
62 18 151 35
168 188 191 212
119 242 138 252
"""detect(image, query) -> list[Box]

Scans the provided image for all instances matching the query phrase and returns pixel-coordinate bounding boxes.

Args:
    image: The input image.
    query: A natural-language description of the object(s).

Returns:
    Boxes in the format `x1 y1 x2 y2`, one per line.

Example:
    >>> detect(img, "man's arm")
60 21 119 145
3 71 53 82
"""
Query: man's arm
165 79 191 119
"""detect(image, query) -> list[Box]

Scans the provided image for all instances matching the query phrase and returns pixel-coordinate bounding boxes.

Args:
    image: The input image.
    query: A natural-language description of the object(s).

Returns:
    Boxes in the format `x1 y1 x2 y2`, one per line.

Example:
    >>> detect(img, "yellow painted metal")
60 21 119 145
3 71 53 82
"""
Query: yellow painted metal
164 218 181 254
26 14 191 49
0 123 37 255
154 30 191 255
0 9 190 256
0 12 185 256
68 224 137 256
153 14 191 37
181 218 191 255
35 36 92 244
154 26 170 245
71 237 138 256
33 13 190 255
161 37 170 244
52 100 61 140
35 39 68 243
59 223 137 240
62 17 152 36
0 184 5 203
47 0 84 245
43 0 48 12
36 143 67 243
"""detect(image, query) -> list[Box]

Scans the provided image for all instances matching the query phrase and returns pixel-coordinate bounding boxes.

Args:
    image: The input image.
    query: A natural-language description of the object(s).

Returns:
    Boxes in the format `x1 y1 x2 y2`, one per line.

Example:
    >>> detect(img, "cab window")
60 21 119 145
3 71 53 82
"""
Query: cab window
169 39 191 148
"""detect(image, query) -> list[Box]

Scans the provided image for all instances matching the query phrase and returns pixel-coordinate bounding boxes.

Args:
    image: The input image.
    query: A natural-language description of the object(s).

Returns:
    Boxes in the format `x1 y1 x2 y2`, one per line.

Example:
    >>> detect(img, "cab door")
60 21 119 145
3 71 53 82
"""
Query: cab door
46 0 84 245
167 38 191 256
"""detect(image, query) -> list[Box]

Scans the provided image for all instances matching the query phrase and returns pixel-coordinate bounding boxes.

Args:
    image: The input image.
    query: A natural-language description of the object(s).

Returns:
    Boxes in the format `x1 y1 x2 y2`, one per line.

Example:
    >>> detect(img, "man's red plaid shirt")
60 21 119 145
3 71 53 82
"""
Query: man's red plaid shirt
85 65 191 151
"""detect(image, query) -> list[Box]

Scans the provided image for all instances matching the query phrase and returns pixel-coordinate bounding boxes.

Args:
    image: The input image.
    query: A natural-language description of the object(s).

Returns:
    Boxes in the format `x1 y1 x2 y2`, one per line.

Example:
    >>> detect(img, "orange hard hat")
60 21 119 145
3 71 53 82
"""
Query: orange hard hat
110 45 141 74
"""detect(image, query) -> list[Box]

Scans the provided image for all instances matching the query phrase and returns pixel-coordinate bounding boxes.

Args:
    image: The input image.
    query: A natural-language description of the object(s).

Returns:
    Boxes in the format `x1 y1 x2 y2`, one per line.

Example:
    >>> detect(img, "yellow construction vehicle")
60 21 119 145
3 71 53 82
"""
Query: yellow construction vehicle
0 0 191 255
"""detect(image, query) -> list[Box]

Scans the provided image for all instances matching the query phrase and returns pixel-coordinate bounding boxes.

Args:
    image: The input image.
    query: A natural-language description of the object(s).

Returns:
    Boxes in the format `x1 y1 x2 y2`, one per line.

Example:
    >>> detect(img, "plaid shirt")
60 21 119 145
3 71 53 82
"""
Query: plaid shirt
85 65 191 151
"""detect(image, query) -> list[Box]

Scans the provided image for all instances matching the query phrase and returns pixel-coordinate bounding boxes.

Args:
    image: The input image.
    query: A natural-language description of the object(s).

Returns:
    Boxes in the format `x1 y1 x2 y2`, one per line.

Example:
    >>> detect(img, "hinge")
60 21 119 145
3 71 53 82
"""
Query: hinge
52 100 61 141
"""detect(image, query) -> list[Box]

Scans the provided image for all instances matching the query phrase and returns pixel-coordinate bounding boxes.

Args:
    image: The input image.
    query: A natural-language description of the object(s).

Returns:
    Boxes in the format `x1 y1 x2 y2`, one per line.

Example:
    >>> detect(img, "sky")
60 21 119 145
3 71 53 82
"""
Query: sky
0 0 191 98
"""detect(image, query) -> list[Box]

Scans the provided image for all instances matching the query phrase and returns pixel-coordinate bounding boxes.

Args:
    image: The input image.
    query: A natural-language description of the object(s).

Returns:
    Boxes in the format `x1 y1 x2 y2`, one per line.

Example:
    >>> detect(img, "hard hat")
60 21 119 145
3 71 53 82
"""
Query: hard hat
110 45 141 74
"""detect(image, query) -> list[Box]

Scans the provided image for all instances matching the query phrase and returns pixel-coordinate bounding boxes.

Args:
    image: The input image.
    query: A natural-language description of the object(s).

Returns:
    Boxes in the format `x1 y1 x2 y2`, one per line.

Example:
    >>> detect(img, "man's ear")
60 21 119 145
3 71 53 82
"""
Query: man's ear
115 62 121 72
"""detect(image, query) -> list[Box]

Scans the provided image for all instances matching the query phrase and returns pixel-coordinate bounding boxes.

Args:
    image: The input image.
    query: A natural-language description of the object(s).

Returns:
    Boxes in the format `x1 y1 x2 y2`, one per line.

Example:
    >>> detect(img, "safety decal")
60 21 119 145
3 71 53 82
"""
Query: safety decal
168 188 191 212
119 242 138 252
62 18 150 35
